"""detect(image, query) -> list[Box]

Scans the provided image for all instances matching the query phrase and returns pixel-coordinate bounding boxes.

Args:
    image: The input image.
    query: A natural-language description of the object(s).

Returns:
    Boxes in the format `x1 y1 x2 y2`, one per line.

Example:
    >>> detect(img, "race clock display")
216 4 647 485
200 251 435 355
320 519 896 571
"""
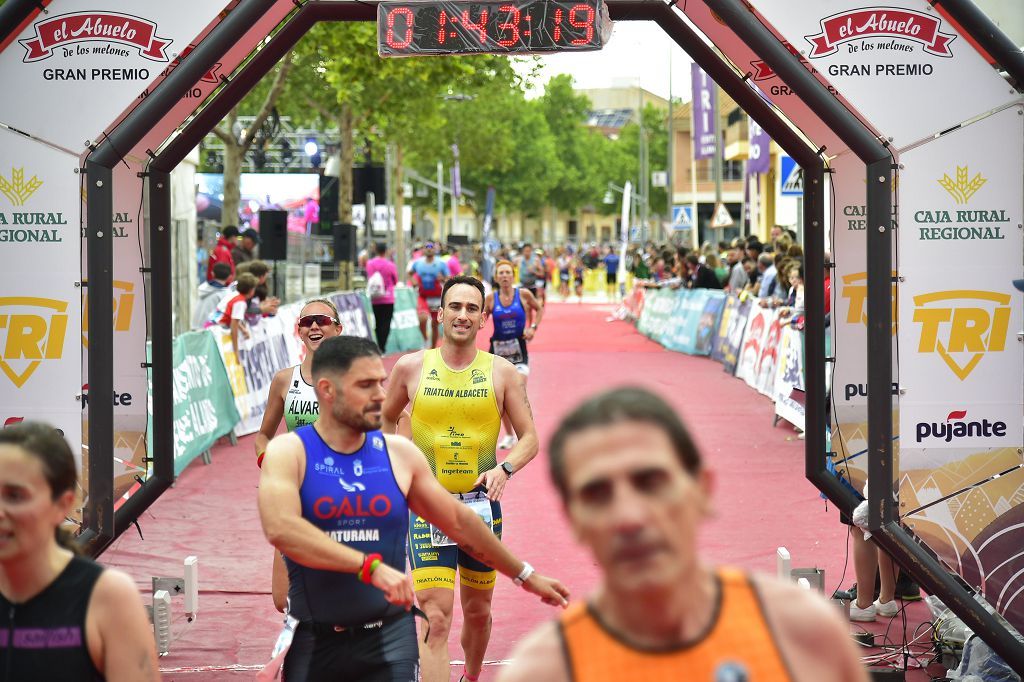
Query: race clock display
378 0 612 57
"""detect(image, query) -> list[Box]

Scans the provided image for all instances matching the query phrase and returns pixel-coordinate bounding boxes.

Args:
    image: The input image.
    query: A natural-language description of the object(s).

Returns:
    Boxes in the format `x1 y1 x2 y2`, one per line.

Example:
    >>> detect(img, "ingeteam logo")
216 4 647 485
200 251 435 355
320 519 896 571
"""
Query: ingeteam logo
912 290 1011 380
0 168 42 207
20 12 172 63
82 281 135 348
805 8 955 58
938 165 985 205
915 410 1006 444
0 297 69 388
840 272 897 334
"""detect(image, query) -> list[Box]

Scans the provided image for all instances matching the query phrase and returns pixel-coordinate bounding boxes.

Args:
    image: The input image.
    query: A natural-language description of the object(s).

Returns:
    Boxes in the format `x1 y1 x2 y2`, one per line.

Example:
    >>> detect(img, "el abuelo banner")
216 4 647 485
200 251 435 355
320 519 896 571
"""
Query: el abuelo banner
0 128 82 466
0 0 227 153
897 106 1023 450
751 0 1018 147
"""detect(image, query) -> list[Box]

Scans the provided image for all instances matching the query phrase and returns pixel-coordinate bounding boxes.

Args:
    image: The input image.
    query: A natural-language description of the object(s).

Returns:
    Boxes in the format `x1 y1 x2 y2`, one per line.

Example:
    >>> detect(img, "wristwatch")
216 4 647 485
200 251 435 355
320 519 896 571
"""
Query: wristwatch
500 461 515 479
514 562 534 587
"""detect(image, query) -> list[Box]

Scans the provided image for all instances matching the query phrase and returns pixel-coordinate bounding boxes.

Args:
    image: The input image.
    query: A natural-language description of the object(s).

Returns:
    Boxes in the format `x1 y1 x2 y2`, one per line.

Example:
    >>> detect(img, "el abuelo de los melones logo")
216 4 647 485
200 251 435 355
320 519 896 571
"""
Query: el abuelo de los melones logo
21 11 172 82
805 7 955 77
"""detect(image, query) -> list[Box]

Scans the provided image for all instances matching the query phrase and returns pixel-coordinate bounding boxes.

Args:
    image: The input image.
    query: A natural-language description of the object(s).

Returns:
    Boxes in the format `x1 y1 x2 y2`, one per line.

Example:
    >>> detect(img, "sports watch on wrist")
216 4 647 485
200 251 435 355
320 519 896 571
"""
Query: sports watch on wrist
514 561 534 587
500 461 514 478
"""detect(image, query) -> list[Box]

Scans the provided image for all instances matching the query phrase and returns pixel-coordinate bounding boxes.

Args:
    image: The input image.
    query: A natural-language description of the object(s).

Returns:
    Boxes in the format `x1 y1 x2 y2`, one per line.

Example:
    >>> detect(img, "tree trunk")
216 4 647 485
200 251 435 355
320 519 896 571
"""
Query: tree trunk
392 143 407 274
221 109 242 227
338 106 354 224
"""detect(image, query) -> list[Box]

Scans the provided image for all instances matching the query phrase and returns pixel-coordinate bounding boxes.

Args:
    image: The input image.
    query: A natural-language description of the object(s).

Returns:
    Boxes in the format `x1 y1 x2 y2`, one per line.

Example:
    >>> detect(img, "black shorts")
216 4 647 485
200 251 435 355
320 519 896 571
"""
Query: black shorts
283 612 418 682
606 272 618 285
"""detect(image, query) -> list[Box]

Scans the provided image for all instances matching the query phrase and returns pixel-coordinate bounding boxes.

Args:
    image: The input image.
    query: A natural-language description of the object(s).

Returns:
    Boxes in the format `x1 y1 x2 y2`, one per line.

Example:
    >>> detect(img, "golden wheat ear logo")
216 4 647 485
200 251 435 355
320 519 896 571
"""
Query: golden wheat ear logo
937 166 985 204
0 167 43 207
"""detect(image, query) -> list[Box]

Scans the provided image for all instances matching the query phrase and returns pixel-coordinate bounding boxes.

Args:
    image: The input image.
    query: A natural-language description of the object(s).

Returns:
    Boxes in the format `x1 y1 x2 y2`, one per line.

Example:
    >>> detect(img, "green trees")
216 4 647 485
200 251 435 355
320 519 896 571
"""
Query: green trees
201 33 669 242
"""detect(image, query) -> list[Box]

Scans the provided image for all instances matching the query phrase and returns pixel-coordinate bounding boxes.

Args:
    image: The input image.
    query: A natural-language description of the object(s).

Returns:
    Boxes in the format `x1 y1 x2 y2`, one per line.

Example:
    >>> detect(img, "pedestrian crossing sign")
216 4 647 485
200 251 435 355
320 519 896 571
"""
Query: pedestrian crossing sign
671 205 693 230
710 202 734 228
780 155 803 195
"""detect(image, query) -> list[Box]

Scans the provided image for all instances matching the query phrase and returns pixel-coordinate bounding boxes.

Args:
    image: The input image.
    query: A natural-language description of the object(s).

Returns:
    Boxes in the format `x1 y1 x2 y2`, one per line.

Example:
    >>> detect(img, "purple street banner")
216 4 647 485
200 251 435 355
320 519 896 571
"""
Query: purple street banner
691 64 718 160
747 117 770 174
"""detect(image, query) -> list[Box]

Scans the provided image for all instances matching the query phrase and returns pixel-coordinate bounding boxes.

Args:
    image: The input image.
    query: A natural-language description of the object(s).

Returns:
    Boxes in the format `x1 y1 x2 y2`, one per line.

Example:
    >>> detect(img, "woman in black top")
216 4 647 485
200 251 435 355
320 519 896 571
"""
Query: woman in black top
0 422 159 681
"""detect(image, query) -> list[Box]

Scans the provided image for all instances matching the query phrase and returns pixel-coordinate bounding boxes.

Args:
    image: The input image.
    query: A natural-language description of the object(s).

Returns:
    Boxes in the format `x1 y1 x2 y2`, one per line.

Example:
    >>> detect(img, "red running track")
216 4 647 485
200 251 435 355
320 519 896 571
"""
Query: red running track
103 302 937 679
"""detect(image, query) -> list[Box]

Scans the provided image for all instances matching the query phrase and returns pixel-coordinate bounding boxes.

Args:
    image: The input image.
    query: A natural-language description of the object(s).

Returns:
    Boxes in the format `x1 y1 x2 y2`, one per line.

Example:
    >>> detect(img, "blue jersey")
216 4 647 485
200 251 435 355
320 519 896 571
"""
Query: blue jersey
285 426 408 626
412 258 449 294
491 288 527 341
603 253 620 271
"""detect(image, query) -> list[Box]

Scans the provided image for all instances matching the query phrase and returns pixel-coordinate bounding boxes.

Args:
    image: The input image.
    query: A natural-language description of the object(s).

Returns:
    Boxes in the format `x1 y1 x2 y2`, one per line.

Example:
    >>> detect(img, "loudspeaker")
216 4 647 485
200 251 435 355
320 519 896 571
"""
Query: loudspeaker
259 209 288 261
319 175 338 230
333 223 358 263
352 165 385 202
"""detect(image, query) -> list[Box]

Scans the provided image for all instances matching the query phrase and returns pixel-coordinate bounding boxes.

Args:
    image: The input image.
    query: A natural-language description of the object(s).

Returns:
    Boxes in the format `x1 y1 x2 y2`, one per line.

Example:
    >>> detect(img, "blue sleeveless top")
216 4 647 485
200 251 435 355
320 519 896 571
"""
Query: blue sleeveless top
285 426 408 626
492 288 526 341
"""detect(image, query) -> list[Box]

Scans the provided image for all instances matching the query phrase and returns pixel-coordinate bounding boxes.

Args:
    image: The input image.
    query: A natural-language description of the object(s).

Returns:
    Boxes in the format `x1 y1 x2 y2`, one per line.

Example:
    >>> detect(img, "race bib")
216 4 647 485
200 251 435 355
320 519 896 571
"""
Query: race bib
431 493 492 547
492 338 524 364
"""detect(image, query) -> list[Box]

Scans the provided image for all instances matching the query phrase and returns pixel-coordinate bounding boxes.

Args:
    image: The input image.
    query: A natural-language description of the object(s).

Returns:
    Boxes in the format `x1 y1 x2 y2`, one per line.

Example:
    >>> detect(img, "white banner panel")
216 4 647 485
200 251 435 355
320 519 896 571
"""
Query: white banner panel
828 151 899 486
0 128 82 468
751 0 1018 146
0 0 230 152
897 105 1023 450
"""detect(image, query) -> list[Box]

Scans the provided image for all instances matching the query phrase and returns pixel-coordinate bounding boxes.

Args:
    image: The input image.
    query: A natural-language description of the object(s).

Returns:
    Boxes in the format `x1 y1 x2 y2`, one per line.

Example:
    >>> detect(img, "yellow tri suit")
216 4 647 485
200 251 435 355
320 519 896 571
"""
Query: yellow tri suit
407 348 503 590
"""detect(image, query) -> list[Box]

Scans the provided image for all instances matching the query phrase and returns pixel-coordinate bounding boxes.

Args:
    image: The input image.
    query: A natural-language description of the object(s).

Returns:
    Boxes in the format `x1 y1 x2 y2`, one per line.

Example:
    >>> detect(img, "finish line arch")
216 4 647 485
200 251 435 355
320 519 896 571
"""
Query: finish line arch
0 0 1020 666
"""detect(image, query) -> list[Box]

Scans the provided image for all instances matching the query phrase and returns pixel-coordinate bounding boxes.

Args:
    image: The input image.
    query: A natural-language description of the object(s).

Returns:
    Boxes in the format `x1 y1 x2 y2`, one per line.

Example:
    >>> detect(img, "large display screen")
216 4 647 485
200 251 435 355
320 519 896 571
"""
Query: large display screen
378 0 611 56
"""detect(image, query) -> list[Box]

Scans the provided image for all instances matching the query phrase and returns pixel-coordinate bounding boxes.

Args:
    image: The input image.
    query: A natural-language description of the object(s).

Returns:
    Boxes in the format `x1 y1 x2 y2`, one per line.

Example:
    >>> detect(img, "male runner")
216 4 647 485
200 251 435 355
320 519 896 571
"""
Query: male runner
258 336 568 681
409 241 450 348
485 260 543 450
382 275 539 682
499 388 867 682
516 243 544 298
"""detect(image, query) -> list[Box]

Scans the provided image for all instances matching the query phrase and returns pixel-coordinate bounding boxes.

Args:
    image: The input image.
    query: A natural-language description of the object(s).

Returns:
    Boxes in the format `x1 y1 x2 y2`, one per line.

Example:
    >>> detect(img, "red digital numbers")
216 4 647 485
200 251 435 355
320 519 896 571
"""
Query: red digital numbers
461 9 489 43
497 4 521 47
385 7 414 48
438 9 448 44
569 3 595 45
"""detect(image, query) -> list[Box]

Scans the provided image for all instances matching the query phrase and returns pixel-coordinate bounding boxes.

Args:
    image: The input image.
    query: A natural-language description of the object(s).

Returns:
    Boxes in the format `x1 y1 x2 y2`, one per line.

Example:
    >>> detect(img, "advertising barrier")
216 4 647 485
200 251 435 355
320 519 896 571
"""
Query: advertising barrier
152 333 240 476
773 326 806 431
716 295 752 375
661 289 727 356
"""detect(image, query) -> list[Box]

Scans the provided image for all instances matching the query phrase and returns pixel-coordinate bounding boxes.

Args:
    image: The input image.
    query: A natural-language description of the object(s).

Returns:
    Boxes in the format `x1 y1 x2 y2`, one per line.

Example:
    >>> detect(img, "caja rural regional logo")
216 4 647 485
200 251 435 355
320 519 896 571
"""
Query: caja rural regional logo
0 168 42 207
0 297 70 388
805 8 956 58
912 290 1011 380
938 166 985 204
20 12 172 63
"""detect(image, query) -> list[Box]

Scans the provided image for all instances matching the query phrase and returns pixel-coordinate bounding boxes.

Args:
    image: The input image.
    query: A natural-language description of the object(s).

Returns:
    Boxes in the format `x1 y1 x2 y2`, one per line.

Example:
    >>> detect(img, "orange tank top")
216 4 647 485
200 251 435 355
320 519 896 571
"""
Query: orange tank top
559 568 792 681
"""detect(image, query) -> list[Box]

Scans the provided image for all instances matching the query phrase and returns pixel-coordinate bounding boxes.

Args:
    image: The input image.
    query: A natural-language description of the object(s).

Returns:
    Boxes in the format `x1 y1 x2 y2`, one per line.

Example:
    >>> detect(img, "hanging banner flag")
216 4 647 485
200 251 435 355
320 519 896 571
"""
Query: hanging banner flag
747 117 771 175
691 64 718 160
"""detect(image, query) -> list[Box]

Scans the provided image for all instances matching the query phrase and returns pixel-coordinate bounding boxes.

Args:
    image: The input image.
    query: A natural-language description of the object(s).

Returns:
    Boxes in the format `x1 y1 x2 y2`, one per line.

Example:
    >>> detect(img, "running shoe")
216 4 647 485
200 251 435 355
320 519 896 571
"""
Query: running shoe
497 435 517 450
874 599 899 618
849 602 876 622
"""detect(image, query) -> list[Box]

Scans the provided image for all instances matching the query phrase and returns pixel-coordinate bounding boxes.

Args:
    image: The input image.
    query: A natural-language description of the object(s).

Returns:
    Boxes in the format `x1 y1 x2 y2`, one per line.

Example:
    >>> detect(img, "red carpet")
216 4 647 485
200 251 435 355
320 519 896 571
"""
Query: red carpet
102 302 936 679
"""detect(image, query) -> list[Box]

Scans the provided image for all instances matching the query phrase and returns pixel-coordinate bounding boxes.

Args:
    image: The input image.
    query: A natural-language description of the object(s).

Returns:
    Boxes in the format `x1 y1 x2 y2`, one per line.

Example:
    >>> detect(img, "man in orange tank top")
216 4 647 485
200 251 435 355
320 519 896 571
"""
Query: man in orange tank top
499 388 868 682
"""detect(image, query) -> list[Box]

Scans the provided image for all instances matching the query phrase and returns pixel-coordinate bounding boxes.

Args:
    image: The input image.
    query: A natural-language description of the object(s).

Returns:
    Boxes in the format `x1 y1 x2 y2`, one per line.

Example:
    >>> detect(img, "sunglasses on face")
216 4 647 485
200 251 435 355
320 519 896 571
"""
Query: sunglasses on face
298 314 338 328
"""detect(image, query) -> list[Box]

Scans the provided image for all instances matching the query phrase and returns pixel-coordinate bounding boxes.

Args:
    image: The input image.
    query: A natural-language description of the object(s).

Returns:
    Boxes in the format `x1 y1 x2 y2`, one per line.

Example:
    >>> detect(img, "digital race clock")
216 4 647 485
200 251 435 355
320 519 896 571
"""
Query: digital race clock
377 0 612 57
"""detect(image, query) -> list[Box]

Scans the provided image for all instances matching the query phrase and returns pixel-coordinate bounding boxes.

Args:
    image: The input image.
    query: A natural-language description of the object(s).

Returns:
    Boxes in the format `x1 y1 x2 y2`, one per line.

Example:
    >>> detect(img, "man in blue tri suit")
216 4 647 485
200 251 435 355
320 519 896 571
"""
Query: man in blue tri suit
258 336 569 681
409 242 450 348
485 259 543 450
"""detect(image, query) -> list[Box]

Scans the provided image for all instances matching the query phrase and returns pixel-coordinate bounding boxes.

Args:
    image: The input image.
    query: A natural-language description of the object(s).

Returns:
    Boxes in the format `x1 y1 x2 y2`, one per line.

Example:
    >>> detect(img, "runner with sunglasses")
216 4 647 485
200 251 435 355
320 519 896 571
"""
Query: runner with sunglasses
256 299 343 612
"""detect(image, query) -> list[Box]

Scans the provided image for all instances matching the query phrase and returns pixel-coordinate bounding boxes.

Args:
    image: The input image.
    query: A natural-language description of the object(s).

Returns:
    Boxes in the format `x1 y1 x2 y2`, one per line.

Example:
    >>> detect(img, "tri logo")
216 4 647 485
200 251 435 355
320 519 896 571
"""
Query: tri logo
0 297 69 388
911 290 1011 380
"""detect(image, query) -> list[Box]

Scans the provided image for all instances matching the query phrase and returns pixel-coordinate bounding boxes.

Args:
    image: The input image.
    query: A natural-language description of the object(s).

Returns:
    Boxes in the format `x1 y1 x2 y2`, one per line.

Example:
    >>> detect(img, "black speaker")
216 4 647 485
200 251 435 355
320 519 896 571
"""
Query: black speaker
333 223 358 263
319 175 338 230
259 210 288 261
352 165 385 203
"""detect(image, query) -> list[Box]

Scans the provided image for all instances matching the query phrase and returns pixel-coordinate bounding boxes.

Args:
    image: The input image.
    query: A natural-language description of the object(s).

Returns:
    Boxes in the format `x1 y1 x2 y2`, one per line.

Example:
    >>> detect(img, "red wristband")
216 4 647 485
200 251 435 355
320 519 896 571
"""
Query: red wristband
359 553 383 584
